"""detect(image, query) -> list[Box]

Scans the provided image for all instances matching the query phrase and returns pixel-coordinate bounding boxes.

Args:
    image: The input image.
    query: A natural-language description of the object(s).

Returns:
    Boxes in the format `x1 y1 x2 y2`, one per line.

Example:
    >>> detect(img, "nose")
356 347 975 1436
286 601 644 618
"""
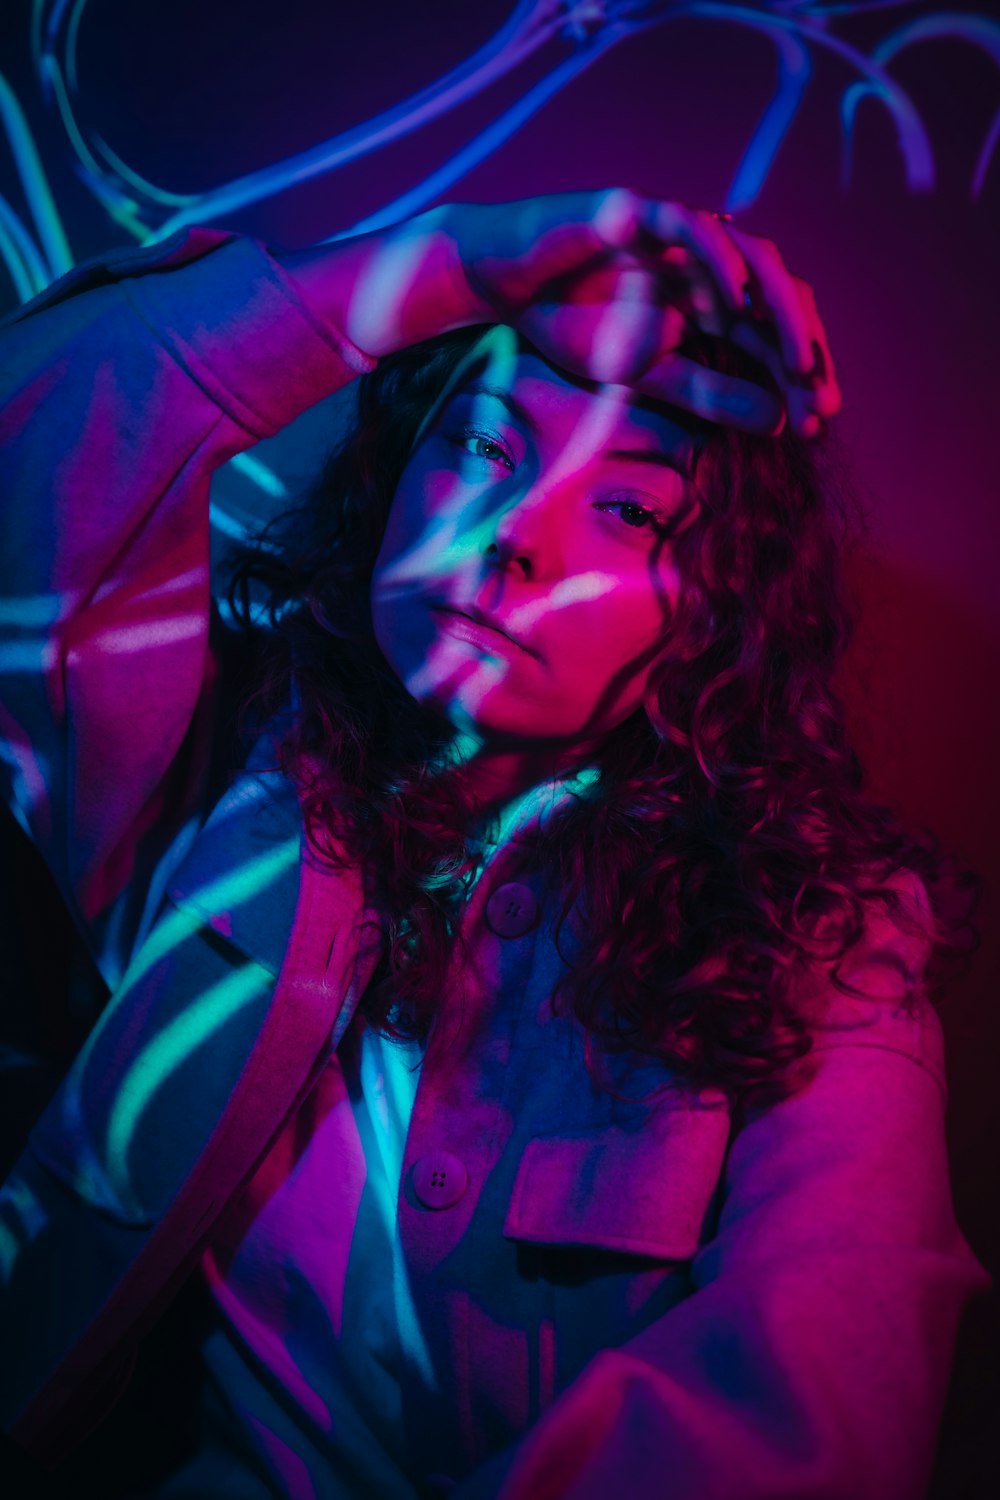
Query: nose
483 489 555 582
484 535 531 579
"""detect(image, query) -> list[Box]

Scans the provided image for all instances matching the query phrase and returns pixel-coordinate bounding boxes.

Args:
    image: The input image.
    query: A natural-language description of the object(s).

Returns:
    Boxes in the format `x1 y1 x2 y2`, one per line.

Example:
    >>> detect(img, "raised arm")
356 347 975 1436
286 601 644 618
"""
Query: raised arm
0 228 382 990
280 191 841 437
0 192 838 993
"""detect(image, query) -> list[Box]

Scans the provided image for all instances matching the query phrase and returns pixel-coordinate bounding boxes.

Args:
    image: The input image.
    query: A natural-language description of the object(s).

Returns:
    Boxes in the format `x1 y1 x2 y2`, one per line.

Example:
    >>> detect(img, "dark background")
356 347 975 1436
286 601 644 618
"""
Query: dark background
1 2 998 1492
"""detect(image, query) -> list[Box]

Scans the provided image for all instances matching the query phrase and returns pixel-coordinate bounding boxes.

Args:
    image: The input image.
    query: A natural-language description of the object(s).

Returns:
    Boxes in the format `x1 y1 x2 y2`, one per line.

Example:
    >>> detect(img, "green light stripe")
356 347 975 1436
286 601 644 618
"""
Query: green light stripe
64 833 300 1118
0 68 73 275
105 961 274 1207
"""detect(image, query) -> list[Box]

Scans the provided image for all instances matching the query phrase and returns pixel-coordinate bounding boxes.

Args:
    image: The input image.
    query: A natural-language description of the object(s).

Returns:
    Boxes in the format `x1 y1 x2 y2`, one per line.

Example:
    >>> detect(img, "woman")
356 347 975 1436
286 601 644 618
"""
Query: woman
0 191 987 1498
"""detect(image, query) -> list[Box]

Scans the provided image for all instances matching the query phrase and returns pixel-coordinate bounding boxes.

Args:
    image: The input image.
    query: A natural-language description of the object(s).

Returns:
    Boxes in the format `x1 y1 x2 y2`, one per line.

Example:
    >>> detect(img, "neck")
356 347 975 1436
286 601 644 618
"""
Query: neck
435 733 599 836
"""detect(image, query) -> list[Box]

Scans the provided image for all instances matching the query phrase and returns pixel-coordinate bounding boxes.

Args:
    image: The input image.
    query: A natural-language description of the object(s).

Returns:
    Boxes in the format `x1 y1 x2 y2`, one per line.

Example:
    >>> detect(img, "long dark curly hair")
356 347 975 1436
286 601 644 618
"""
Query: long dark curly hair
221 324 978 1103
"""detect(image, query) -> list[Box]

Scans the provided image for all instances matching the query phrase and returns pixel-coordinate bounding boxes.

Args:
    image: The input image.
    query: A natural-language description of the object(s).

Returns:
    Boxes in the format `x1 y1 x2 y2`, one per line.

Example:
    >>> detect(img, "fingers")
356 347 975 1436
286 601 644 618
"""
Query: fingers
727 275 842 437
592 193 840 435
790 273 842 418
479 190 840 440
595 193 747 313
726 226 814 378
727 321 815 435
517 292 688 388
633 348 786 436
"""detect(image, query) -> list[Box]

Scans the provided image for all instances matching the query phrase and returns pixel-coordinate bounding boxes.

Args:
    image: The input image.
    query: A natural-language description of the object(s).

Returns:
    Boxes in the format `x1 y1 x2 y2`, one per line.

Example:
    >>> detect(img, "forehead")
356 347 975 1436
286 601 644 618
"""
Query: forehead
438 340 702 475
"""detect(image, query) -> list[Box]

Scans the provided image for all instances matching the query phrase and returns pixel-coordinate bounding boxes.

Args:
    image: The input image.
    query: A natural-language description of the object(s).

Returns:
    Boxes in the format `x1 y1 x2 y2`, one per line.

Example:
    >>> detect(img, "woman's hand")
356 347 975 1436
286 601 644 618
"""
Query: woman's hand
438 191 840 439
277 190 840 439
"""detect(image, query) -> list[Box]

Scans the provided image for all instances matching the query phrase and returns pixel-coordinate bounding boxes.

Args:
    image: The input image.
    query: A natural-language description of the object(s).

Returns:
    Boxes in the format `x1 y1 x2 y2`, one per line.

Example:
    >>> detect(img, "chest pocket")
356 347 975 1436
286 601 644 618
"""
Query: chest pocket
503 1101 732 1261
497 1101 733 1401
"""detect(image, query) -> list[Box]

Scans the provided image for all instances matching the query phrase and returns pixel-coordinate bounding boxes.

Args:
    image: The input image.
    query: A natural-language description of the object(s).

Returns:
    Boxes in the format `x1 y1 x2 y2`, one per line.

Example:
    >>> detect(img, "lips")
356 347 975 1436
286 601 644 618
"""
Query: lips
431 603 536 657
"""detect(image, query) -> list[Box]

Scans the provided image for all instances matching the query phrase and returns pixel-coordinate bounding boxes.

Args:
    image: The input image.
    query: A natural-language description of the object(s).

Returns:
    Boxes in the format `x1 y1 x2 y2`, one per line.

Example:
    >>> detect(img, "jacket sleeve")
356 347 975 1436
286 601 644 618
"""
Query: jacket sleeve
454 871 991 1500
0 229 375 993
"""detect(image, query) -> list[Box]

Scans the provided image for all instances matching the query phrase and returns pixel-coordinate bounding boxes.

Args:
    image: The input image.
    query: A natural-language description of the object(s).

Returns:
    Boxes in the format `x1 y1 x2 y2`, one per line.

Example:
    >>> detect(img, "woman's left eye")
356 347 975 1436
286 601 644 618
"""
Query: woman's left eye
595 498 667 533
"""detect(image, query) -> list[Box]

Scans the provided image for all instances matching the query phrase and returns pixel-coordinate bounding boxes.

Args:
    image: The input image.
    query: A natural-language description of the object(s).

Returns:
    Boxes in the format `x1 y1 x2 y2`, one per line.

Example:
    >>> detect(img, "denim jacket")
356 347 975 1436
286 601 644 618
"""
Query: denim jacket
0 229 989 1499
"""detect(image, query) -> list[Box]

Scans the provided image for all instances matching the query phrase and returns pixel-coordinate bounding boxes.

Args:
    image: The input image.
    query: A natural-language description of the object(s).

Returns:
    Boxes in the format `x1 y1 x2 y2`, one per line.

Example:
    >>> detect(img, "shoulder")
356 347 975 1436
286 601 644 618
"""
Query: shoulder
801 866 944 1097
835 866 934 994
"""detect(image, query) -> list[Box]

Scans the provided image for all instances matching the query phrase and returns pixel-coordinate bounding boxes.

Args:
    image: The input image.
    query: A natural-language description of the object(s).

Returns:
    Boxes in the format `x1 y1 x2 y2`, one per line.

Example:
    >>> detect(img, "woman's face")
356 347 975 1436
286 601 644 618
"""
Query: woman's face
370 334 701 754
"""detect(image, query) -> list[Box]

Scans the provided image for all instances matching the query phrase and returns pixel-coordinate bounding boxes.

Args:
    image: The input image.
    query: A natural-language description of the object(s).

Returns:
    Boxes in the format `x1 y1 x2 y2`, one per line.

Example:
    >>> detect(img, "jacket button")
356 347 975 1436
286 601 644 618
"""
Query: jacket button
413 1152 469 1209
485 881 539 938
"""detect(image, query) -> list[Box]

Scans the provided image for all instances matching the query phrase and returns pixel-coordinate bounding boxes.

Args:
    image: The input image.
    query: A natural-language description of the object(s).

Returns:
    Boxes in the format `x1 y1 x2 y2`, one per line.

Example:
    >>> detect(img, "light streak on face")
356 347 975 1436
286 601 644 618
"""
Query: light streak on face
371 335 700 755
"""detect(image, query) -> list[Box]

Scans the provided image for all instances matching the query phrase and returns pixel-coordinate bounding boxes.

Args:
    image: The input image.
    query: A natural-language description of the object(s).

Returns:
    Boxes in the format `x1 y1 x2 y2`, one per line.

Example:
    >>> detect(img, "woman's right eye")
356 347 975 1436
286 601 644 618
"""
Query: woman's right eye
449 429 515 471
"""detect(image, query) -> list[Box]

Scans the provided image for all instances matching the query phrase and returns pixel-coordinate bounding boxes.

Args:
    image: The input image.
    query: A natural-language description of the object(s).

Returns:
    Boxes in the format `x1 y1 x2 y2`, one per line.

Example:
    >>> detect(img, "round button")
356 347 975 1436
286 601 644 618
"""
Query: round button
485 881 539 938
412 1151 469 1210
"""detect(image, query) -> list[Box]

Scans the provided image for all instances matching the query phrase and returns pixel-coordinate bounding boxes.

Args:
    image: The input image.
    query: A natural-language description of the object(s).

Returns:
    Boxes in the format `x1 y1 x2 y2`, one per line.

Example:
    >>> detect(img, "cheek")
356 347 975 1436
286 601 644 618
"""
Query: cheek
555 562 681 703
558 558 680 659
369 475 440 645
373 463 486 600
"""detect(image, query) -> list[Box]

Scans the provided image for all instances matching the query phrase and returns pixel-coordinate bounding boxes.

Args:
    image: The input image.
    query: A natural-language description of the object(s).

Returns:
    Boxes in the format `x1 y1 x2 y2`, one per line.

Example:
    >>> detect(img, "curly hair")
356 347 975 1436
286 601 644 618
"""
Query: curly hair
221 325 978 1104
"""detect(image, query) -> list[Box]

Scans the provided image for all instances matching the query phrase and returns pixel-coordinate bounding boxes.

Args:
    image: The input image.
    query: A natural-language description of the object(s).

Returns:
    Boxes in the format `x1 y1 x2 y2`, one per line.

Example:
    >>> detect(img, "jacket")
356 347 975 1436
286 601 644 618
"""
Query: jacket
0 226 990 1499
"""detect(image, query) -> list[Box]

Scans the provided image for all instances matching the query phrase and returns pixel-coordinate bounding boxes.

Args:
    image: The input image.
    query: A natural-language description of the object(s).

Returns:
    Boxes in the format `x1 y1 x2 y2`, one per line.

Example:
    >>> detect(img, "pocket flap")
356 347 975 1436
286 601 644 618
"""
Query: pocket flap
503 1102 731 1260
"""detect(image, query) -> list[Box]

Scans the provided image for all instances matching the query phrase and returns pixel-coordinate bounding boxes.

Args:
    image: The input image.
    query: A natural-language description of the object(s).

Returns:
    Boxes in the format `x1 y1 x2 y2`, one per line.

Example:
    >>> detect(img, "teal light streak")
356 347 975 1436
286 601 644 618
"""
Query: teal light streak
686 3 934 190
50 830 299 1216
0 193 50 298
62 833 300 1099
394 1249 439 1393
0 69 72 277
40 53 149 243
0 1222 19 1285
973 108 1000 199
0 1177 47 1286
0 592 65 626
104 960 274 1210
152 0 560 238
31 0 67 73
66 0 88 97
869 13 1000 199
0 206 36 302
229 452 290 501
328 45 613 241
89 128 200 209
0 639 58 672
724 30 811 213
209 501 259 547
464 764 601 897
122 832 300 991
22 0 986 281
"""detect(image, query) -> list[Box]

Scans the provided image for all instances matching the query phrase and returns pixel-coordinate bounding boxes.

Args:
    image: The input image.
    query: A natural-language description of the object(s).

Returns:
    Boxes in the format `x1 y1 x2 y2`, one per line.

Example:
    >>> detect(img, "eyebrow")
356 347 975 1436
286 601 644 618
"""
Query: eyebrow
603 447 690 477
456 381 543 437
